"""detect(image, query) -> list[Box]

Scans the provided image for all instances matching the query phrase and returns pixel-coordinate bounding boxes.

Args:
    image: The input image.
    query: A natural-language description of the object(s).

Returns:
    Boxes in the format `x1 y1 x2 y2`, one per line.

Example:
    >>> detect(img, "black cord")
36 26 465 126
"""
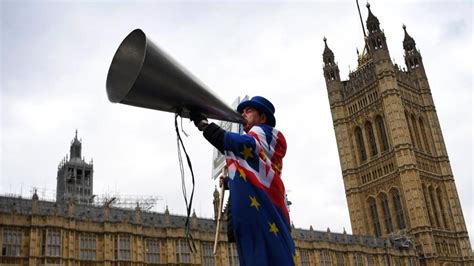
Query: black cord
175 113 197 253
180 116 190 137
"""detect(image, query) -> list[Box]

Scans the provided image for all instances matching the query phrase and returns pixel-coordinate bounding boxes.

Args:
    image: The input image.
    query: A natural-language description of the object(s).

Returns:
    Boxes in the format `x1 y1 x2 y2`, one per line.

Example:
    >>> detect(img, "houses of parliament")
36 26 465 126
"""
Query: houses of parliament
1 3 472 266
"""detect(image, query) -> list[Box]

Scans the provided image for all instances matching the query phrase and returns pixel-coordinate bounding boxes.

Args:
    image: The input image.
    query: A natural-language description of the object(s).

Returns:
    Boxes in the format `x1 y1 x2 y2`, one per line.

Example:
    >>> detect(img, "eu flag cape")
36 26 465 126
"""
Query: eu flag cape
224 124 296 266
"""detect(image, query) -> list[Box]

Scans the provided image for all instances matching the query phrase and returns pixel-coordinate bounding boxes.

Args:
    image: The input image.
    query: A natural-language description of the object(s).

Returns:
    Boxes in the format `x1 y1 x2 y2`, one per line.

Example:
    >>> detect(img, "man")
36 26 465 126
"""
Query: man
190 96 296 266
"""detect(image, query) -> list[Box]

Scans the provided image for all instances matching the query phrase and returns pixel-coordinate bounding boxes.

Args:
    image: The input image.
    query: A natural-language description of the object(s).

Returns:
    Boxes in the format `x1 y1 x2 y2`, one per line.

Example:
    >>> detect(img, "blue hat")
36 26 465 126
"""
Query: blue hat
237 96 276 127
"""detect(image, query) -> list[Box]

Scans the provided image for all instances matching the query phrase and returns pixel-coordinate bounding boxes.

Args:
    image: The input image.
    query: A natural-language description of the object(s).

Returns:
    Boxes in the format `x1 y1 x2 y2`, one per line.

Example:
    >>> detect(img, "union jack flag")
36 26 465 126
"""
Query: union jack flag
224 124 296 266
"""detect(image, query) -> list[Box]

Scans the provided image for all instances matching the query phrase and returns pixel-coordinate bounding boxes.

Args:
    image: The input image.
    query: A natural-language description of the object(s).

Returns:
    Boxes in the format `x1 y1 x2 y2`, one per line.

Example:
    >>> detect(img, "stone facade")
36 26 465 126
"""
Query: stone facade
0 131 419 265
0 195 418 265
322 4 473 265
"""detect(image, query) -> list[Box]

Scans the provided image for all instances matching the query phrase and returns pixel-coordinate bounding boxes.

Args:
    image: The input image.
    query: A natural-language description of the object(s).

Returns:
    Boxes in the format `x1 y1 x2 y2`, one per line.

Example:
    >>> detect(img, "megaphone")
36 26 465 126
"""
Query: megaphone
106 29 243 123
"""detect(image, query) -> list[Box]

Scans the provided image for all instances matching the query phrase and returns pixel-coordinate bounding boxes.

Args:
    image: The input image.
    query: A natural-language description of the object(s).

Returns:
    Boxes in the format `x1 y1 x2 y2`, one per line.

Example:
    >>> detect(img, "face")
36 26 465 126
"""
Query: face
241 107 267 132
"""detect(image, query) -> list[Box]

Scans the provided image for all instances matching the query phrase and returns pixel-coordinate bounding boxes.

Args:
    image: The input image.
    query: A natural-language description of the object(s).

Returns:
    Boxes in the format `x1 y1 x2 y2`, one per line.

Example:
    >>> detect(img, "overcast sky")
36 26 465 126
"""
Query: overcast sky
1 0 472 246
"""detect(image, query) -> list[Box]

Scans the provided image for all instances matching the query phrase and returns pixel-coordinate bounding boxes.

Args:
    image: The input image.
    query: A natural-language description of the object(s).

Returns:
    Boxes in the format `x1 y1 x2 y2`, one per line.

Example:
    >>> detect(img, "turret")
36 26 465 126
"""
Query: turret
322 37 340 82
365 3 391 62
402 24 433 108
322 37 343 104
403 25 426 77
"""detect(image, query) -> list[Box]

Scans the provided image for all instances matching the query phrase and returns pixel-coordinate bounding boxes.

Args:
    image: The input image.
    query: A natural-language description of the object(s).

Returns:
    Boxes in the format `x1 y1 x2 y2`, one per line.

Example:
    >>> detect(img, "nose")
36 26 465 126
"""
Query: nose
241 113 248 125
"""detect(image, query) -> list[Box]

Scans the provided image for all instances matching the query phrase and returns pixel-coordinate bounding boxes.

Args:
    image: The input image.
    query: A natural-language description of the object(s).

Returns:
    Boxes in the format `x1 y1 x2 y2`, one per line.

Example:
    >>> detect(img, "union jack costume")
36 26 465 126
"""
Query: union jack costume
224 124 296 266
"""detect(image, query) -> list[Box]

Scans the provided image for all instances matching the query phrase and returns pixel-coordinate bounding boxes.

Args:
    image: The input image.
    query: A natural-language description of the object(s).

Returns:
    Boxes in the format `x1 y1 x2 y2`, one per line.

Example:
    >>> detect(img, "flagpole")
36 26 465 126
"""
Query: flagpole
213 168 226 255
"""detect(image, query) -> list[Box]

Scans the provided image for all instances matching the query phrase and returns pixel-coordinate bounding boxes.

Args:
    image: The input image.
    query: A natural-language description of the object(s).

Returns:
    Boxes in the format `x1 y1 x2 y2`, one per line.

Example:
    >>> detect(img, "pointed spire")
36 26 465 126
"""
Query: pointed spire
403 24 423 71
32 188 39 200
323 37 341 83
366 2 380 33
366 3 377 21
323 37 335 67
70 130 82 159
323 37 333 57
402 24 416 51
32 189 39 214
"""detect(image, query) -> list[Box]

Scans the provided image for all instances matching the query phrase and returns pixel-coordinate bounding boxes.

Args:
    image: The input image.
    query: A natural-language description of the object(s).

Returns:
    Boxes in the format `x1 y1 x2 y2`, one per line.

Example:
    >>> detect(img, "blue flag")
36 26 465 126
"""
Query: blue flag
224 124 296 266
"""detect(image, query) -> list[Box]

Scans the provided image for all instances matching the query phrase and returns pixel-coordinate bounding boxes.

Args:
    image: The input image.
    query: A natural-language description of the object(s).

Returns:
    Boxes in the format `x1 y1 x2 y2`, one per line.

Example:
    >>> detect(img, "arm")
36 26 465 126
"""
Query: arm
189 112 225 154
203 123 225 154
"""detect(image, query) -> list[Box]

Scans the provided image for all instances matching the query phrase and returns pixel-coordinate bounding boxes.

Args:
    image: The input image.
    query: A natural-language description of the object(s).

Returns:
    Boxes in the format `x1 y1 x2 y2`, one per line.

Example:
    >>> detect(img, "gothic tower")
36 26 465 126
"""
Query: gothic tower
322 4 472 265
56 130 94 204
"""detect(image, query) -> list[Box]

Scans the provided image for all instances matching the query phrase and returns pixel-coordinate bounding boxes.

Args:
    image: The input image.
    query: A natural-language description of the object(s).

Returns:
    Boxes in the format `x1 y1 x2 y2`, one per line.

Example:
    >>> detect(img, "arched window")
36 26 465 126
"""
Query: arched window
375 116 389 152
372 39 378 50
429 186 441 228
336 253 345 266
419 118 431 154
390 189 406 230
414 58 419 67
405 112 415 148
380 193 393 233
376 38 383 48
355 127 367 162
368 197 381 237
354 253 363 266
367 255 374 266
320 250 332 266
300 249 310 266
411 115 423 151
422 184 435 227
365 121 378 157
436 187 448 229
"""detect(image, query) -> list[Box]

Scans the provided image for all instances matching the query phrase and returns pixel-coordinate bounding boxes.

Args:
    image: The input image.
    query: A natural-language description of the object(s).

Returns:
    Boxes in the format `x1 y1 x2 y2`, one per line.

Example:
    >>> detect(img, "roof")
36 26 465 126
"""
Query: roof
0 195 410 249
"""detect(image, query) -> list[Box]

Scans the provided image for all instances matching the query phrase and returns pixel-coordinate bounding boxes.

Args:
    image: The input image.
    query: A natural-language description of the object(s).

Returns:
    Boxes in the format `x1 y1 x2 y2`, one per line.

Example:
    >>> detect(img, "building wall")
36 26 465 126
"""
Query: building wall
322 6 473 265
1 197 419 266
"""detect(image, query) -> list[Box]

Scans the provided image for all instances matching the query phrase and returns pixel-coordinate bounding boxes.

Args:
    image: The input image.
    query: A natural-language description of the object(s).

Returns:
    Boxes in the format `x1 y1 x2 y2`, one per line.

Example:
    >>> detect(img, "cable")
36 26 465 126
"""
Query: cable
174 113 197 253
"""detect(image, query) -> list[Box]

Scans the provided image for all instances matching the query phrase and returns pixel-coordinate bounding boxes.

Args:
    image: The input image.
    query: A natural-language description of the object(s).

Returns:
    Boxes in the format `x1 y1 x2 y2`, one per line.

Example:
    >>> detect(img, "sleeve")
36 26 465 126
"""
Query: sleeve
203 122 225 154
223 131 256 155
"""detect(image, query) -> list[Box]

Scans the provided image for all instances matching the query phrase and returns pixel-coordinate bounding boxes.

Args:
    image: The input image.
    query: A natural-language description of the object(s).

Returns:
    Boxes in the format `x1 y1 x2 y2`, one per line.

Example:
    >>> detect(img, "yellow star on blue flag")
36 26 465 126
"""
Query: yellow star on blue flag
249 196 260 210
240 145 254 160
269 222 279 236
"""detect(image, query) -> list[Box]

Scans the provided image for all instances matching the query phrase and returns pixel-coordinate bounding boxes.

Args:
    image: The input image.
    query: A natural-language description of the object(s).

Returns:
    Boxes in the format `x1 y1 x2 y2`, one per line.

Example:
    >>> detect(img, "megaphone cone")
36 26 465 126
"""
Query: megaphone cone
106 29 243 123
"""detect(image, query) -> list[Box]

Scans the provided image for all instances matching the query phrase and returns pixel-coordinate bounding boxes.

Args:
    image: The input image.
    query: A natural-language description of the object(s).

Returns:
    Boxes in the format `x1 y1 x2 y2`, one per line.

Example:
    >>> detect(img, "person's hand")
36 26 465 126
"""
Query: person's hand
219 175 229 190
219 175 225 188
189 111 208 131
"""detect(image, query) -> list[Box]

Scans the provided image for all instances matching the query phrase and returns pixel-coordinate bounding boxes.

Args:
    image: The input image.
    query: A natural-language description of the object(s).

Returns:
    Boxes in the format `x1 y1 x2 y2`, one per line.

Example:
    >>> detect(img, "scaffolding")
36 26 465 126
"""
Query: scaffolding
93 194 162 211
2 187 163 212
